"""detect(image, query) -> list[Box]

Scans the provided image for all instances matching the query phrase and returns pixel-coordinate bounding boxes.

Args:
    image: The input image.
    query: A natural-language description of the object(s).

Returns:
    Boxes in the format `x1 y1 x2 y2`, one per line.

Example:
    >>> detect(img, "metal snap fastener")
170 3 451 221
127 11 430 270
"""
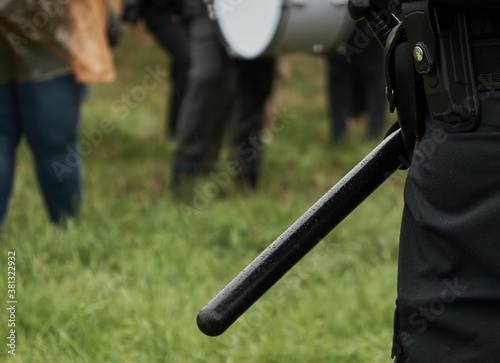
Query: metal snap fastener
413 46 424 63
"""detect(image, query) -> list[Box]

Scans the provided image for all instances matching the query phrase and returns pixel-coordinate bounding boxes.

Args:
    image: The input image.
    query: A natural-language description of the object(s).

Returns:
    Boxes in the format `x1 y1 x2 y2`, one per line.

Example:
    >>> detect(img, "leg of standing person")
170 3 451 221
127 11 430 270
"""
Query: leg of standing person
143 8 190 137
394 95 500 361
172 13 231 191
0 83 22 224
346 73 366 121
230 57 276 189
363 58 387 140
18 74 83 223
327 52 352 144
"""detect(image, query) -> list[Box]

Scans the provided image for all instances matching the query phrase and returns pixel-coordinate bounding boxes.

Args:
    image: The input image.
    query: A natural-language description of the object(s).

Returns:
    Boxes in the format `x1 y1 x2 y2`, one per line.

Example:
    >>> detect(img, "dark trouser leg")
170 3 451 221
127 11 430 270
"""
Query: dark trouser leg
364 67 387 140
18 75 82 223
396 101 500 361
144 9 190 137
173 14 231 181
0 83 22 224
230 57 276 187
327 53 352 143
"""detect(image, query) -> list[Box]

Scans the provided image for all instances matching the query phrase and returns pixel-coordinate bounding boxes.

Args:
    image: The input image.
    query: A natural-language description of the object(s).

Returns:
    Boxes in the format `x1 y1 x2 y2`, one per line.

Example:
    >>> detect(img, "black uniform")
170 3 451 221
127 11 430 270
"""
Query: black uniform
390 2 500 362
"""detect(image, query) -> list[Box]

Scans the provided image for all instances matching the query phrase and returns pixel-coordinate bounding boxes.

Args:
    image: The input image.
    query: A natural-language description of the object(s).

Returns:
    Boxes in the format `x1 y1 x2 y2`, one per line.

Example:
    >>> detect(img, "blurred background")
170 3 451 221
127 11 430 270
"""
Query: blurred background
0 3 406 362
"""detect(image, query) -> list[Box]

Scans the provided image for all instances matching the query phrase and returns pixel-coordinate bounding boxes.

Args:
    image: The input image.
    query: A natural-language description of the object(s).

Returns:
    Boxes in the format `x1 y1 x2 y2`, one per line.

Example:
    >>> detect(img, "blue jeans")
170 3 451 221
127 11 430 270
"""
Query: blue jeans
0 74 82 224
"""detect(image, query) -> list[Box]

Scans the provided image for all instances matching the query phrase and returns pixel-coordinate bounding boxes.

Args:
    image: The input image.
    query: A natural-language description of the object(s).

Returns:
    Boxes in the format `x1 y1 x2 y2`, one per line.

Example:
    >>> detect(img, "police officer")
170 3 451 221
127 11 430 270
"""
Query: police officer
373 0 500 361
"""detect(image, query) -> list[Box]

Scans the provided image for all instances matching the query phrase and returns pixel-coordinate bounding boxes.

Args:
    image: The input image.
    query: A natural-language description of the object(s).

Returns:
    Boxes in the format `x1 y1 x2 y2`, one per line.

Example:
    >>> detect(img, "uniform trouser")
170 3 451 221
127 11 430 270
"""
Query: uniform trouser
143 7 190 137
229 57 276 178
0 74 82 224
393 91 500 362
173 13 275 178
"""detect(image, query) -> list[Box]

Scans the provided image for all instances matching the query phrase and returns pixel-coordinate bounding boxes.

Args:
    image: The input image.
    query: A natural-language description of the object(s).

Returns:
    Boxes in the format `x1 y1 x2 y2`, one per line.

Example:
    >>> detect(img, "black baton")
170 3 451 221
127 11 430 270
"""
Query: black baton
197 128 407 336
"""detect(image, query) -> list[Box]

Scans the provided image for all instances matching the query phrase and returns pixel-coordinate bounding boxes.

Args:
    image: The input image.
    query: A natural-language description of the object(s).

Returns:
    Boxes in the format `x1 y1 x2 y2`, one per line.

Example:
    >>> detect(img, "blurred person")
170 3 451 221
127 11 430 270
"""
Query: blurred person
123 0 190 137
172 0 276 195
326 21 387 144
0 0 115 225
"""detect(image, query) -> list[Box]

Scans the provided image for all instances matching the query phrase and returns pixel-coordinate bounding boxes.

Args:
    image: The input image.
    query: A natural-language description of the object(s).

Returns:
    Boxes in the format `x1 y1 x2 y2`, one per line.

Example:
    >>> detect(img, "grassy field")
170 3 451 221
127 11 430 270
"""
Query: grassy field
0 26 406 362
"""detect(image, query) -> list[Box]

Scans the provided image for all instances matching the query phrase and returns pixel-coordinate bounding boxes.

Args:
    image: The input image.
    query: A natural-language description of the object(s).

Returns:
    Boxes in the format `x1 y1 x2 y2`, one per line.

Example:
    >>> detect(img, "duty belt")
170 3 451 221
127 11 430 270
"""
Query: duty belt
351 0 500 136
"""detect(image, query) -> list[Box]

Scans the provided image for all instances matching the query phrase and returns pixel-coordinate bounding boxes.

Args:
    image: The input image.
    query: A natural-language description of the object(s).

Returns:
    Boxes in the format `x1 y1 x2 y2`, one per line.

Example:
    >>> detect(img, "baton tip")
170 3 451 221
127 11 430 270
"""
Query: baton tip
197 307 227 337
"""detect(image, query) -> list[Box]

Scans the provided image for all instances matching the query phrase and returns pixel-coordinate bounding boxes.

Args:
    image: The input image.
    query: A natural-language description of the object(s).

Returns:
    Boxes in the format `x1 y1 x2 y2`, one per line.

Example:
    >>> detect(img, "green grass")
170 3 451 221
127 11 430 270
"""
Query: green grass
0 26 405 362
